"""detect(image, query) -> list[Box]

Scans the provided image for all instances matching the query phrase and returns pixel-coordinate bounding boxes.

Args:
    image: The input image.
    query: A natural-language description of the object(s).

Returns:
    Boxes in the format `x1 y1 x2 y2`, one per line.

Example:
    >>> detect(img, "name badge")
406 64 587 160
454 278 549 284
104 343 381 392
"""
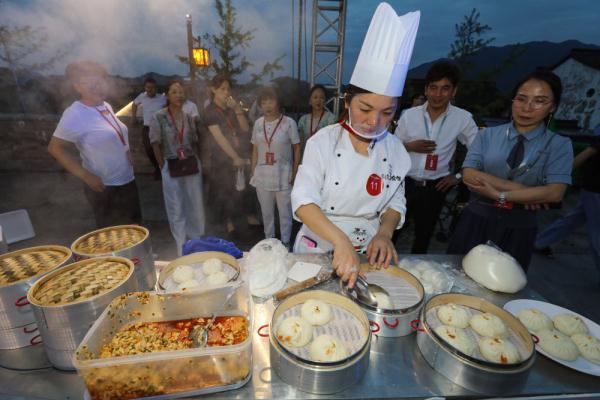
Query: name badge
177 147 187 160
265 152 275 165
425 154 438 171
493 201 514 210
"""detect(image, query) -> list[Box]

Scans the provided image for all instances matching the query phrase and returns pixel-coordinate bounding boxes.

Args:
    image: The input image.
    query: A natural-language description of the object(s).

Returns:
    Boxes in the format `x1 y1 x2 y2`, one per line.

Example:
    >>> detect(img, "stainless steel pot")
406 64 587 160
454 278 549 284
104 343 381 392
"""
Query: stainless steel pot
0 322 42 349
340 266 424 337
27 256 136 370
0 246 72 329
71 225 155 291
414 293 536 395
268 290 371 394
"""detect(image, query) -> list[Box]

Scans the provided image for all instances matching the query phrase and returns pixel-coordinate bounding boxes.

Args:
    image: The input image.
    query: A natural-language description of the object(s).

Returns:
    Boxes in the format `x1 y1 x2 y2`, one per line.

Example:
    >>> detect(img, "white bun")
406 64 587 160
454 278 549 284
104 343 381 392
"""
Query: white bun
202 258 223 275
553 314 588 336
171 265 195 284
517 308 553 332
463 244 527 293
177 279 200 291
206 270 229 285
469 313 508 338
434 325 476 356
309 334 348 362
571 334 600 364
537 329 580 361
437 303 470 328
300 300 333 326
479 337 521 364
374 292 394 309
277 316 313 347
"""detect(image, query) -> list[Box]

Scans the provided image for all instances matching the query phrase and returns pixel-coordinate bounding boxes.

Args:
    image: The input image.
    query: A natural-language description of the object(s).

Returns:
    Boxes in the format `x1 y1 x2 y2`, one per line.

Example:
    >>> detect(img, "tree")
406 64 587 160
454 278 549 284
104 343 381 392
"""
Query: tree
178 0 283 88
448 8 495 71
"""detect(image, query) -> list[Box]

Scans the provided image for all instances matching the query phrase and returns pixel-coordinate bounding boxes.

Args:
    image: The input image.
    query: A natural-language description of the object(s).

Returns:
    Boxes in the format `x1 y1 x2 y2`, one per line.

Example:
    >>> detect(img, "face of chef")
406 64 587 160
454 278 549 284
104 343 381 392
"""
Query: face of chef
346 93 397 137
425 78 457 111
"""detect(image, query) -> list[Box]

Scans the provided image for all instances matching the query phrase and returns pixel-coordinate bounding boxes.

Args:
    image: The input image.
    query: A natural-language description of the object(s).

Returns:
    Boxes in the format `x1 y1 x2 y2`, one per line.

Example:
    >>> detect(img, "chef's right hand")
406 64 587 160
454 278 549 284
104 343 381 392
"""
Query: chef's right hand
405 139 436 154
332 238 361 289
83 172 105 192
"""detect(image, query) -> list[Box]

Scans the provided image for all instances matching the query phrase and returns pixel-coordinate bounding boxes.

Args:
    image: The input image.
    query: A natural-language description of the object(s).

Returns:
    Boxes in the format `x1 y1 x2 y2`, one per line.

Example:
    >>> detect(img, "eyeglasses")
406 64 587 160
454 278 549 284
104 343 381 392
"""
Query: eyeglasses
512 95 553 110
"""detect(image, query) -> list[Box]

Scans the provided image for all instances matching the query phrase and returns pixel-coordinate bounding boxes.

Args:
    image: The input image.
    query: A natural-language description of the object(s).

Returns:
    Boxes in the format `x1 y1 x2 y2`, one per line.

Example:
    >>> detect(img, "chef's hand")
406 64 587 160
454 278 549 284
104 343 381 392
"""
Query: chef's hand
366 233 398 269
332 238 361 289
83 172 105 192
435 174 459 192
405 139 436 154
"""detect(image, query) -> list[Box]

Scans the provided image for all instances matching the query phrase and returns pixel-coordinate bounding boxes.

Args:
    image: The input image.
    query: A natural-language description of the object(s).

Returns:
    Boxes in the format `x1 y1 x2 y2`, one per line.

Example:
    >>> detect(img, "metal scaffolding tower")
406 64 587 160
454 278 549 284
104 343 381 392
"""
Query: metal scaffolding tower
309 0 347 115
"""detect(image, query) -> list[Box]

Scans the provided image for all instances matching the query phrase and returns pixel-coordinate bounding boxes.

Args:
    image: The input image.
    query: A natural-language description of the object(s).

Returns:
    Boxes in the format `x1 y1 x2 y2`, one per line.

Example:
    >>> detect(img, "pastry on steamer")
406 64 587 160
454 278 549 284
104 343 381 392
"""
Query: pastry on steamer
309 334 348 362
206 270 229 285
479 337 521 364
277 316 313 347
202 258 223 275
437 303 470 329
171 265 195 284
300 299 333 325
469 313 508 338
434 325 476 356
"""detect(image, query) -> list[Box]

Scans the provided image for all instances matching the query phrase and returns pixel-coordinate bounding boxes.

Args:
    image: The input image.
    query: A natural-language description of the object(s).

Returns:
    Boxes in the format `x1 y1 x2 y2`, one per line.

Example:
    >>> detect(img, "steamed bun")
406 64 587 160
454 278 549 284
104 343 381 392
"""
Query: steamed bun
277 316 313 347
537 329 580 361
517 308 553 332
434 325 476 356
301 300 332 326
171 265 195 284
479 337 521 364
202 258 223 275
206 271 229 285
469 313 508 338
571 334 600 364
309 334 348 362
374 292 394 309
462 244 526 293
553 314 588 336
177 279 200 291
437 303 470 328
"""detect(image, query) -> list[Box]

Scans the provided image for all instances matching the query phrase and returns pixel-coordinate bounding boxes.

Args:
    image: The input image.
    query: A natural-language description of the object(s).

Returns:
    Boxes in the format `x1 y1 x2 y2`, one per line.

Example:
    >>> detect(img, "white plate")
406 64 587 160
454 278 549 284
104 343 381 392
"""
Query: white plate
504 299 600 376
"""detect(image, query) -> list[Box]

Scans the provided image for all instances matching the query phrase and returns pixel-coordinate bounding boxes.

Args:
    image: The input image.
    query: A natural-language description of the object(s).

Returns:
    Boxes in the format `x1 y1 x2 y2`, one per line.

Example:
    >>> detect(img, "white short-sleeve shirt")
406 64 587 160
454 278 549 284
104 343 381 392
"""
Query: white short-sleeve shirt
53 101 134 186
134 92 167 126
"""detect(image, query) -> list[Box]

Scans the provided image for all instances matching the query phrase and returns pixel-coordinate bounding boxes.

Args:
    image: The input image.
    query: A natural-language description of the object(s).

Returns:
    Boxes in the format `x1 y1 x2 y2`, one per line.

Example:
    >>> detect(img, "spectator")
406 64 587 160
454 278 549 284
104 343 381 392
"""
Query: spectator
395 60 478 253
48 60 141 228
447 69 573 271
149 81 205 255
297 85 337 151
132 77 166 180
250 86 301 247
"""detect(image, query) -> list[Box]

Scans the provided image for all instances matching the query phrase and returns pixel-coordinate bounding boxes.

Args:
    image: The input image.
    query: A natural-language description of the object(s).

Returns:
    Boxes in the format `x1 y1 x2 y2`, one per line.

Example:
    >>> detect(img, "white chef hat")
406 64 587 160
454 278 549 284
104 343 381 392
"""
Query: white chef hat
350 3 420 97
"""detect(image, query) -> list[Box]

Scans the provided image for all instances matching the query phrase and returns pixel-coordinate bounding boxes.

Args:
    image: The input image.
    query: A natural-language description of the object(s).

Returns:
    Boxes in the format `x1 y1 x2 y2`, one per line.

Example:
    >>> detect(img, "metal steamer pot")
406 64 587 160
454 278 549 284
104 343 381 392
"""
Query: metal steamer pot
27 256 137 370
414 293 536 396
0 322 42 349
71 225 156 291
0 245 72 330
340 266 425 337
267 290 371 394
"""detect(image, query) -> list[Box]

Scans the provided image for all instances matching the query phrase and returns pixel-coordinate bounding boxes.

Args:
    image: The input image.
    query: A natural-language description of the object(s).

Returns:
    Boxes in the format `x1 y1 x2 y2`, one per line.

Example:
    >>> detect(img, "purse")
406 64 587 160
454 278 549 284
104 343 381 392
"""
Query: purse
167 156 199 177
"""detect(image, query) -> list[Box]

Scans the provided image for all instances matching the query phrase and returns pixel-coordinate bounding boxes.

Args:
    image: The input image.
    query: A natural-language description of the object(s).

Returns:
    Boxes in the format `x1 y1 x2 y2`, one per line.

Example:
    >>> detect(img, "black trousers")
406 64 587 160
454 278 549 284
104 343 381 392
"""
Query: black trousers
84 180 142 228
142 125 160 173
402 177 447 254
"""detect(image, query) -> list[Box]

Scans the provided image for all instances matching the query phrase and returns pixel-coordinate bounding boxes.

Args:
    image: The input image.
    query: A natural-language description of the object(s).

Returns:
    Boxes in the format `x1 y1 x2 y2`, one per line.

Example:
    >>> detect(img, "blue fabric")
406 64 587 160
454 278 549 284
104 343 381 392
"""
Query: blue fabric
463 122 573 186
182 236 244 259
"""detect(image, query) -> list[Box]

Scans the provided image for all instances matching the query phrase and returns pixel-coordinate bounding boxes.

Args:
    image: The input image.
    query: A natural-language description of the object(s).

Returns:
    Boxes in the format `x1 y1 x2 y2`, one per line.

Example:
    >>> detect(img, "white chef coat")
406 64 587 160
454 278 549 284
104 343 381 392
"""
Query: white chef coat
291 123 411 252
395 102 478 180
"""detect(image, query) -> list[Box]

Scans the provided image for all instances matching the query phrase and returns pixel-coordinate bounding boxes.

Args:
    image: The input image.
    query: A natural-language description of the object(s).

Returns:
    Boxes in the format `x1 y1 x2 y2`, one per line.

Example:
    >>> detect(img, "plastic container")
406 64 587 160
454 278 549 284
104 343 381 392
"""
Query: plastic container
73 284 253 400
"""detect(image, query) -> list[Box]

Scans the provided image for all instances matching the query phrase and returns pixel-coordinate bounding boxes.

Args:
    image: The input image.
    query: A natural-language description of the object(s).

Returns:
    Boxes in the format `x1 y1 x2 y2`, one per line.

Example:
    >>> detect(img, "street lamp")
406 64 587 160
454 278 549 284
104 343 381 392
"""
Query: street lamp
192 46 210 67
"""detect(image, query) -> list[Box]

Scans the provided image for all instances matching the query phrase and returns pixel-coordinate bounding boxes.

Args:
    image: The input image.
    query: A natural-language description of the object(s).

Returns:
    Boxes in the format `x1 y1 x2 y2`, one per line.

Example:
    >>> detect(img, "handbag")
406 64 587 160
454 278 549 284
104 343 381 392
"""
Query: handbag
167 156 199 177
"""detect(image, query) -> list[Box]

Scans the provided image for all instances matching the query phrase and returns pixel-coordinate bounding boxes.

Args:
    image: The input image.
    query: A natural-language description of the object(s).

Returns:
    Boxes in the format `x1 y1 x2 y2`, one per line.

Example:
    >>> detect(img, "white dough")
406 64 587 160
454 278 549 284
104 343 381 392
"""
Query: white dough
300 300 333 326
171 265 195 284
571 334 600 364
517 308 553 332
202 258 223 275
479 337 521 364
309 334 348 362
206 271 229 285
469 313 508 338
462 244 527 293
276 316 313 347
437 303 470 328
553 314 589 336
434 325 476 356
177 279 200 291
537 329 580 361
374 292 394 309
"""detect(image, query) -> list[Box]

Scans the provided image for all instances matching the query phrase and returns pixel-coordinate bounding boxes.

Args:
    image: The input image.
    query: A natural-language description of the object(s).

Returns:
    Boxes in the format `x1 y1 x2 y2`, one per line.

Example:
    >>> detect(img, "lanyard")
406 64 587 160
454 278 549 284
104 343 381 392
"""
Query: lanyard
167 107 186 145
263 115 284 150
95 106 126 146
422 113 447 140
215 105 237 133
310 110 325 137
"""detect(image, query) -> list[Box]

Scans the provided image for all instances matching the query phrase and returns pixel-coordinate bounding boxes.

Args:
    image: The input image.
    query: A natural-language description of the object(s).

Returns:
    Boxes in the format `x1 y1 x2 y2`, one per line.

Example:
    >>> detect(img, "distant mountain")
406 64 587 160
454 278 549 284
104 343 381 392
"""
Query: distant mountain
408 40 600 93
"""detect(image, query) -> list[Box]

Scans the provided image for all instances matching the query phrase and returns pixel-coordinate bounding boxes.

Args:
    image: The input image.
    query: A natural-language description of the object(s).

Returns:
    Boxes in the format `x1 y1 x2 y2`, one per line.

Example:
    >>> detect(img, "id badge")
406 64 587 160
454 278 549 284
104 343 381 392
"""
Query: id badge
425 154 438 171
265 152 275 165
493 201 514 210
177 147 187 160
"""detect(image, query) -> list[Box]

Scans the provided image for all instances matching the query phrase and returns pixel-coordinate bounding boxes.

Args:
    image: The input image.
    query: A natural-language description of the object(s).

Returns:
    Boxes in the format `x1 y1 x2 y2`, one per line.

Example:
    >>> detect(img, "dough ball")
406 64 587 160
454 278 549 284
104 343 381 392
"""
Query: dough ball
171 265 195 284
553 314 589 336
206 271 229 285
374 292 394 309
434 325 476 356
437 303 470 328
537 329 580 361
202 258 223 275
309 334 348 362
276 316 313 347
517 308 553 332
571 334 600 364
469 313 508 338
300 300 333 326
479 337 521 364
177 279 200 291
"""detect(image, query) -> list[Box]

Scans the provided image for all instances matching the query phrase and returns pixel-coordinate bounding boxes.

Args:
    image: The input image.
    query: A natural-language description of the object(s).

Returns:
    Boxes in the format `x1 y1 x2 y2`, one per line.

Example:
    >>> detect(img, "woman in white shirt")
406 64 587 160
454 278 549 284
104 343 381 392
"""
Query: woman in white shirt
297 85 337 151
48 61 140 228
250 86 301 247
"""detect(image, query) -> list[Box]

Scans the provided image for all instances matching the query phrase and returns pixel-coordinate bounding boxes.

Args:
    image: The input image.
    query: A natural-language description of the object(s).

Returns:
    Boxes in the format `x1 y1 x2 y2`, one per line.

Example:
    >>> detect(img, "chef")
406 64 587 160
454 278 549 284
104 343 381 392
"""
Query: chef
291 3 419 287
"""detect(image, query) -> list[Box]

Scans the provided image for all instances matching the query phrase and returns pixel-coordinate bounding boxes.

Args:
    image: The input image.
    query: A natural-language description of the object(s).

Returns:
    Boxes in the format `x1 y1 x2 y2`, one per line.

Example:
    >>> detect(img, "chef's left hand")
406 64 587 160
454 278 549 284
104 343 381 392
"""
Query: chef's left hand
464 177 499 200
435 174 459 192
366 233 398 269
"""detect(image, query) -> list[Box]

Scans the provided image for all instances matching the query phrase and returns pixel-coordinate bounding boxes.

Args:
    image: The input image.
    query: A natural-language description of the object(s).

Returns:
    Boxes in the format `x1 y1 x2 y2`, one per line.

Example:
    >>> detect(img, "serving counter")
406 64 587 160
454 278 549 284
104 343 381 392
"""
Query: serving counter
1 255 598 399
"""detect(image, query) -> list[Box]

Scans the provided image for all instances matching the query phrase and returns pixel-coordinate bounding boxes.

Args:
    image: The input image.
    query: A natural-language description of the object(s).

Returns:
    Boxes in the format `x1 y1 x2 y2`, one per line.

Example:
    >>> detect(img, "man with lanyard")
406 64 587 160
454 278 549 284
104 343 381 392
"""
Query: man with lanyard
132 77 166 180
395 60 478 254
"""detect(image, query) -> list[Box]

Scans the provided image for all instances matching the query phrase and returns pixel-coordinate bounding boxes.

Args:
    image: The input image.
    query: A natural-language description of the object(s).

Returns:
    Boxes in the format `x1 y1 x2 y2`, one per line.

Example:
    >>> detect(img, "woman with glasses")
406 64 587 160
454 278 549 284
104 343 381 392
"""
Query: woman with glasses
447 69 573 271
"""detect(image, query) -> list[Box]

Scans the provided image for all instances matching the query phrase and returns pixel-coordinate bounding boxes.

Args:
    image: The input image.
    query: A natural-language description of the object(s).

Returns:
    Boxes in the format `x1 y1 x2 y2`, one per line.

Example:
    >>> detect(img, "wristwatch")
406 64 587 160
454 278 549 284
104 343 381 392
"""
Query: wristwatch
455 172 462 181
498 191 507 204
